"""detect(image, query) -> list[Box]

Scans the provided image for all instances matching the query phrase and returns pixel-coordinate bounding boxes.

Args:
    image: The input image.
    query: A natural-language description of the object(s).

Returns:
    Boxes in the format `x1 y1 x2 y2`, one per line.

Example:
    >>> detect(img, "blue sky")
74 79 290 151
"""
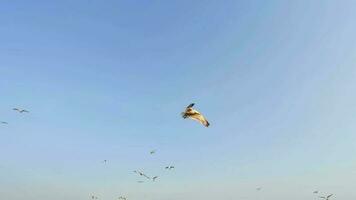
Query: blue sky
1 0 356 199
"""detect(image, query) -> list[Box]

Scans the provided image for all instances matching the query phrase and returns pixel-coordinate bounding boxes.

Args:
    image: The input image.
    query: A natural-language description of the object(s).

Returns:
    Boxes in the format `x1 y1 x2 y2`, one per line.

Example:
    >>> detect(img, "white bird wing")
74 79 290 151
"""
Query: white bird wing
187 110 210 127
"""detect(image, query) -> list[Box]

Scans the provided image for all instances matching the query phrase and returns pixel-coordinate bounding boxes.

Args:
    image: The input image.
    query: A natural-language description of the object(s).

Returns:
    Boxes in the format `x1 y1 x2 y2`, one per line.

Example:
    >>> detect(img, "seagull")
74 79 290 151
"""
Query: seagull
134 170 150 179
152 176 158 181
13 108 29 113
181 103 210 127
165 166 174 170
319 194 333 200
118 196 127 200
150 150 156 154
1 121 8 125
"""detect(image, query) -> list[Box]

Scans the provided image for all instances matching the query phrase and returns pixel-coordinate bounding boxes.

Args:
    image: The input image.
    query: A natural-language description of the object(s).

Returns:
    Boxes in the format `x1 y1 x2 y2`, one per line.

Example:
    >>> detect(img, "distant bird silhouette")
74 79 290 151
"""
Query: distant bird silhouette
150 150 156 154
181 103 209 127
152 176 158 181
1 121 8 124
13 108 29 113
165 166 174 170
319 194 333 200
134 170 150 179
118 196 127 200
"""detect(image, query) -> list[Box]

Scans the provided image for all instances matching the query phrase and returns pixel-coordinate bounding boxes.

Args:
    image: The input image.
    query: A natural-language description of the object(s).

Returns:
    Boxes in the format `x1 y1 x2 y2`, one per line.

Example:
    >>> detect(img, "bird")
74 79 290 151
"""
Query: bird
152 176 158 181
118 196 127 200
1 121 8 125
181 103 210 127
134 170 150 179
314 191 319 194
319 194 333 200
150 150 156 154
165 166 174 170
13 108 29 113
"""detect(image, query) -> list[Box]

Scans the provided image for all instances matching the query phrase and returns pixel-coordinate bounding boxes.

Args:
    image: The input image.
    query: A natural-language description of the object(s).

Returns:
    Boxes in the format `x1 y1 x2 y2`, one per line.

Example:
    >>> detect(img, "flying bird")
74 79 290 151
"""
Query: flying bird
319 194 333 200
118 196 127 200
181 103 209 127
134 170 150 179
13 108 29 113
152 176 158 181
150 150 156 154
165 166 174 170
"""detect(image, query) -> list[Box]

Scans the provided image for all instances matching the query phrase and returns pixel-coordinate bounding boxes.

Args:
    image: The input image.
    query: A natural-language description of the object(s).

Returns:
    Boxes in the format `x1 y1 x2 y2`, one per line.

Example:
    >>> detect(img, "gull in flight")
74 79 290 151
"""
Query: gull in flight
13 108 29 113
134 170 150 179
181 103 210 127
165 166 174 170
152 176 158 181
319 194 333 200
1 121 8 125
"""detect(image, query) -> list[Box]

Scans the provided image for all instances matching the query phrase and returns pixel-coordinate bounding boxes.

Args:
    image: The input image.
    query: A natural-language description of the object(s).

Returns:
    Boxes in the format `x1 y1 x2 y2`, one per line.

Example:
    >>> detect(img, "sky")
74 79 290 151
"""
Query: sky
1 0 356 199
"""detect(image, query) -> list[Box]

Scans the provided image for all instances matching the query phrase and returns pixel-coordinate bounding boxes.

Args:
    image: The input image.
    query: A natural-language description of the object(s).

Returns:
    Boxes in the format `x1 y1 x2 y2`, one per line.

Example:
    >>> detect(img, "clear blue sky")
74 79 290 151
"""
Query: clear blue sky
1 1 356 199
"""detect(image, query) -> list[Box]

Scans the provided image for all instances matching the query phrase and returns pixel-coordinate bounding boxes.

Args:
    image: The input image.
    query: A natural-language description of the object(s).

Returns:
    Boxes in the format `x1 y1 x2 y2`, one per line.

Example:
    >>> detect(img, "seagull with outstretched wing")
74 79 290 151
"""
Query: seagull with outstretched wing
181 103 210 127
13 108 29 113
319 194 333 200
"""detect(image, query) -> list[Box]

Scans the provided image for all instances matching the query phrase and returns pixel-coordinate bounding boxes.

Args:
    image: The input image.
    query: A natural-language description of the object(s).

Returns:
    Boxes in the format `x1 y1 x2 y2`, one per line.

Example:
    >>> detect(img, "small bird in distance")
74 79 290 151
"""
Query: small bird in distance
13 108 29 113
319 194 333 200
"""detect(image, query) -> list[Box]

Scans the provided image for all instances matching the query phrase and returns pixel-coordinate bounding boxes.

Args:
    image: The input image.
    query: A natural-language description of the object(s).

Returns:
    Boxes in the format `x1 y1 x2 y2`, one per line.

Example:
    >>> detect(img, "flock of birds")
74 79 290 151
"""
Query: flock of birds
2 104 334 199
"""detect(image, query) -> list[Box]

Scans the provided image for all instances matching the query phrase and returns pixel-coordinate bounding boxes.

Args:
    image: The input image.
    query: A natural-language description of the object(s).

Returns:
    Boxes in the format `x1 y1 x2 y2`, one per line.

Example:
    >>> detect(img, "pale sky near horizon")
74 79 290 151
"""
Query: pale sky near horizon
1 1 356 200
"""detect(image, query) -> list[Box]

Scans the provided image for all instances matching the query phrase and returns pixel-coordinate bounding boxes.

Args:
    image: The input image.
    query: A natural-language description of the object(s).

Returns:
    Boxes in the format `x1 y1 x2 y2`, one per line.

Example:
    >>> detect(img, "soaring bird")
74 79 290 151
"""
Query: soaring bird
134 170 150 179
1 121 8 124
165 166 174 170
319 194 333 200
181 103 209 127
13 108 29 113
152 176 158 181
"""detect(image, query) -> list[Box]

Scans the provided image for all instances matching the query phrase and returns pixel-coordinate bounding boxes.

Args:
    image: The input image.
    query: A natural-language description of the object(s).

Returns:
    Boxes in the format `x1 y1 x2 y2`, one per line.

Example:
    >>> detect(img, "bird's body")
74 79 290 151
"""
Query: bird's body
181 103 209 127
13 108 29 113
150 150 156 154
165 166 174 170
